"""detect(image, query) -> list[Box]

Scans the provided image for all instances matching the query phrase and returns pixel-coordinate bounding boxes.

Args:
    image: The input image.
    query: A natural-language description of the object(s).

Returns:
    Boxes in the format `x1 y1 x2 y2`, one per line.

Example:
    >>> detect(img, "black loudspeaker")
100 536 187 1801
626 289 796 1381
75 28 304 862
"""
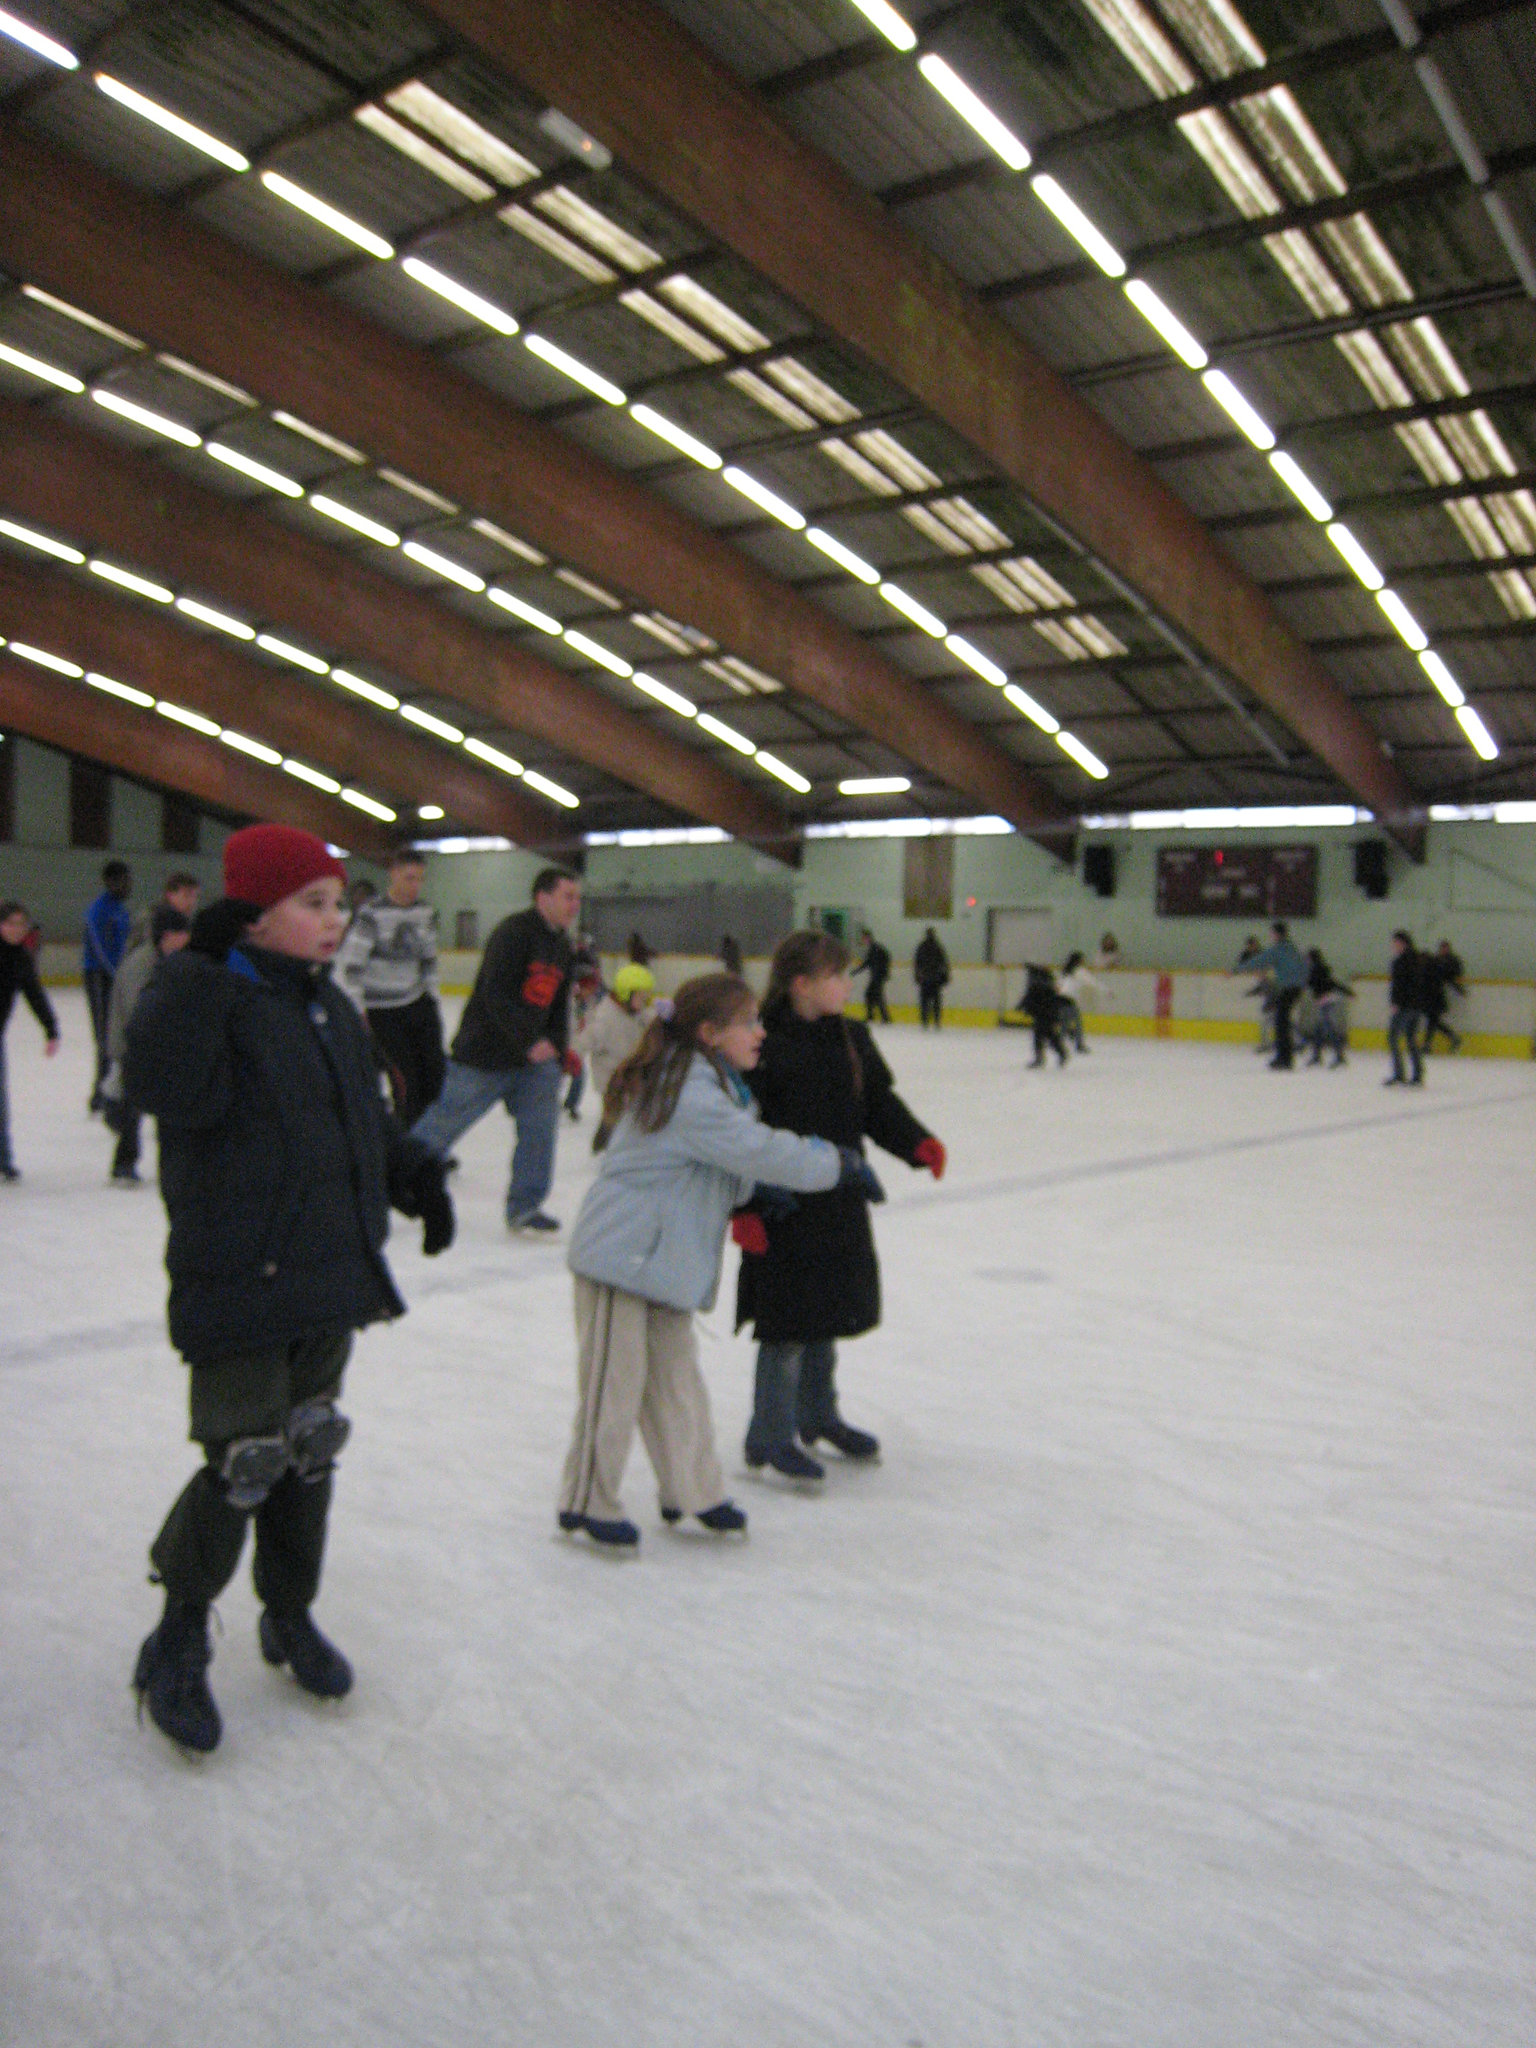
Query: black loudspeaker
1354 841 1388 898
1083 845 1116 898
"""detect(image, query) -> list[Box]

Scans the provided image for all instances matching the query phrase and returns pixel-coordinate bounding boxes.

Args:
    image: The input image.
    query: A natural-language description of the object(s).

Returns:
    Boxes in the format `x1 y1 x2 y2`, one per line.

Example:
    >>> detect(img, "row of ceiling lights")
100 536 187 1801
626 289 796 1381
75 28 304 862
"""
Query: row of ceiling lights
0 7 1110 788
844 0 1502 768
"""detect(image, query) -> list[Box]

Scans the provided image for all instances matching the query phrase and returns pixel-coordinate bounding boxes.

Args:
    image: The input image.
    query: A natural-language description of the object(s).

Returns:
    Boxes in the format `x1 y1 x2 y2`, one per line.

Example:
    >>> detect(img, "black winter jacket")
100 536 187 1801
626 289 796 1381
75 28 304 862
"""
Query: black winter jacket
0 937 58 1039
1389 949 1426 1009
735 1012 931 1342
913 935 950 989
125 945 424 1364
451 908 572 1071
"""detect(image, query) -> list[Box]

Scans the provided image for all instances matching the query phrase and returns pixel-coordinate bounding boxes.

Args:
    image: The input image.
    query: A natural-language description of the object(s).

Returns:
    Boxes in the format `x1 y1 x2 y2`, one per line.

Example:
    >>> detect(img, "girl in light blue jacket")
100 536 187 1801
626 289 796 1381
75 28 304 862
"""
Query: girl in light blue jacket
560 973 858 1551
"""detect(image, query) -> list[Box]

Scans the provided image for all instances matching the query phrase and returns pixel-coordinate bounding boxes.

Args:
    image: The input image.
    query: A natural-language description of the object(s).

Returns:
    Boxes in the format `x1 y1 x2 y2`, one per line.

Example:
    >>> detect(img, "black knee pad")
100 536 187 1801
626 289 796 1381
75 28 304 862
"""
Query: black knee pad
286 1398 350 1481
218 1434 290 1511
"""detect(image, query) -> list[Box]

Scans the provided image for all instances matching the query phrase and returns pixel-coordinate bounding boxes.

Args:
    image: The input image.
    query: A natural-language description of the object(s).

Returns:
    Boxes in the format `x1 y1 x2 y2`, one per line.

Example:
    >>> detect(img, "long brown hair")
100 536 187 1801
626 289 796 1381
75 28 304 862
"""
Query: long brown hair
602 972 757 1134
761 928 863 1095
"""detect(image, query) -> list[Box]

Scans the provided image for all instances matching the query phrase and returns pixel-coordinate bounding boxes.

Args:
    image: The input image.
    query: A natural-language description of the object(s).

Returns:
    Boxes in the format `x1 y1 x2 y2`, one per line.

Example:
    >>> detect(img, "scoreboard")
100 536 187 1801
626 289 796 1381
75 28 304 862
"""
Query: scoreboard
1156 844 1318 918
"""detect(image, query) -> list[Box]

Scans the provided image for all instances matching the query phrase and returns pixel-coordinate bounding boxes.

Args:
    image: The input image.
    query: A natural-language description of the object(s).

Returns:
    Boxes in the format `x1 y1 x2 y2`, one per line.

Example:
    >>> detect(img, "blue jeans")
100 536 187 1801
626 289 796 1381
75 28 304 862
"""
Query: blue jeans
410 1057 562 1221
1388 1007 1423 1083
746 1340 837 1458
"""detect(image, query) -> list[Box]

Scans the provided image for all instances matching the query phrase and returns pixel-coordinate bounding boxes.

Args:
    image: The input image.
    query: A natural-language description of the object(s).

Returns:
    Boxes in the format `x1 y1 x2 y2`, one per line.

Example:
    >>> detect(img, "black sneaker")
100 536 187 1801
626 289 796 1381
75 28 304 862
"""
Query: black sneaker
744 1444 824 1482
507 1209 561 1234
807 1419 881 1462
258 1610 353 1698
133 1605 221 1753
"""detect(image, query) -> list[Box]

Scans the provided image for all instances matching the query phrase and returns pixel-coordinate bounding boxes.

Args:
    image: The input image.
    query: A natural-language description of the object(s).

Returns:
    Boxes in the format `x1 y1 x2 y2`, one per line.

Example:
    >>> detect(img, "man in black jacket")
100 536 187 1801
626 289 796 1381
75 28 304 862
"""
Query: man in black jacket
1422 938 1465 1054
410 867 581 1231
1384 929 1426 1086
125 825 452 1755
913 928 949 1029
854 928 892 1024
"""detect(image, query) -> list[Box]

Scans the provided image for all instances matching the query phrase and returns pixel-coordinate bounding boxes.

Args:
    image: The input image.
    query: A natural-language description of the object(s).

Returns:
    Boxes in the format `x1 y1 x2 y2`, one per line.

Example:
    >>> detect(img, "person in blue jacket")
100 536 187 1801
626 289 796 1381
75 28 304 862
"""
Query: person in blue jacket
1233 920 1307 1070
82 858 132 1112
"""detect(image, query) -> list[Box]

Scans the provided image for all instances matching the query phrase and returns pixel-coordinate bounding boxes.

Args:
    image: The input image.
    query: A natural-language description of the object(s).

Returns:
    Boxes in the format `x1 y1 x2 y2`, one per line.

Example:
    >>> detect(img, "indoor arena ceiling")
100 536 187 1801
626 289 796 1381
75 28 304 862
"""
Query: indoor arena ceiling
0 0 1531 854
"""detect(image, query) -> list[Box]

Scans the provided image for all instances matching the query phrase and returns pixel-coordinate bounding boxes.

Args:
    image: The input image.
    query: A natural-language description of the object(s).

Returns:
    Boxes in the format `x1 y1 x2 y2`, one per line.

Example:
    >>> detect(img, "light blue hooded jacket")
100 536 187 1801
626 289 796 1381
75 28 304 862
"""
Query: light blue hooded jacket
567 1053 841 1312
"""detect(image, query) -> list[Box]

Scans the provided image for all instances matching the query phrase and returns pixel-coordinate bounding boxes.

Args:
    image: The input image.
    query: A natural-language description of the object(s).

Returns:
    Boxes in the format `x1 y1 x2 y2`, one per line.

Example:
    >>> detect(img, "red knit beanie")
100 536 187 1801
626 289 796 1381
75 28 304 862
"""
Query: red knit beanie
223 824 347 911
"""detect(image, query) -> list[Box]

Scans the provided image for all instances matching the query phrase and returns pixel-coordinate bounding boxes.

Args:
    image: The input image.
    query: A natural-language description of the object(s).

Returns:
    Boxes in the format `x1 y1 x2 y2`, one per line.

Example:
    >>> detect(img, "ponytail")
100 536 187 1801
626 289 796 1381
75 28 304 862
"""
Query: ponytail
602 973 757 1134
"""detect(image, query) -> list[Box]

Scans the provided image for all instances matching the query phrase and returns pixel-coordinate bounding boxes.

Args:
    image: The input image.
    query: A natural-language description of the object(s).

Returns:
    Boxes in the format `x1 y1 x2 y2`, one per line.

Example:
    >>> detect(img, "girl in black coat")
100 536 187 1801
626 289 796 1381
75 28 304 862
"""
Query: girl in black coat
124 825 453 1756
735 931 945 1478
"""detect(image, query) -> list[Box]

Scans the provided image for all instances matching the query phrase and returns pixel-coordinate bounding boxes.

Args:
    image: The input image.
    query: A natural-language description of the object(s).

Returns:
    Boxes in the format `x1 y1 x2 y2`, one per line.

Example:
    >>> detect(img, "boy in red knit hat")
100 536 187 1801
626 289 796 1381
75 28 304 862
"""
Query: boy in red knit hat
124 824 455 1755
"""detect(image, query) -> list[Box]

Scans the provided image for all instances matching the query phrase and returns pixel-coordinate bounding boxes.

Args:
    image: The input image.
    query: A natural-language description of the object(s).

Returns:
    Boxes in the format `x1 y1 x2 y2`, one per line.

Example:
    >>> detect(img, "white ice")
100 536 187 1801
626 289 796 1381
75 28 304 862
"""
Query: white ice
1 995 1533 2048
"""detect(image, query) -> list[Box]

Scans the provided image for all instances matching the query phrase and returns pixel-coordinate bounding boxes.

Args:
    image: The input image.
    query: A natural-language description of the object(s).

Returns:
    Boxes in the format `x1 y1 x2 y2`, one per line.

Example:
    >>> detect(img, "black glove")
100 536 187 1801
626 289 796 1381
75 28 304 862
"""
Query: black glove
837 1147 886 1203
390 1148 456 1256
189 898 259 963
752 1184 799 1221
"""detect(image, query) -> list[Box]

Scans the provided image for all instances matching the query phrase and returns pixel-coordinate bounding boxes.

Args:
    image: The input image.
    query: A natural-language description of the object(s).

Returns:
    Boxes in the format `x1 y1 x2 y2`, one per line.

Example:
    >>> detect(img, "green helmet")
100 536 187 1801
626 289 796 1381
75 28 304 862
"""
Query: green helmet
612 963 656 1001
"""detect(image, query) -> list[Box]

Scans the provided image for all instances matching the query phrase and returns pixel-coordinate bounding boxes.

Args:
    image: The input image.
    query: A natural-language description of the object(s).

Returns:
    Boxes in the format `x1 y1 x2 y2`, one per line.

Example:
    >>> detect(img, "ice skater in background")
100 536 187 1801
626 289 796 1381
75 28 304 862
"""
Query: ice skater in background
1232 921 1307 1070
333 846 446 1129
559 973 853 1550
1022 963 1070 1068
125 826 454 1755
735 932 945 1481
0 899 60 1182
1384 930 1427 1087
99 906 191 1184
575 961 654 1149
1303 948 1352 1067
82 858 132 1113
1421 939 1465 1055
1056 950 1100 1052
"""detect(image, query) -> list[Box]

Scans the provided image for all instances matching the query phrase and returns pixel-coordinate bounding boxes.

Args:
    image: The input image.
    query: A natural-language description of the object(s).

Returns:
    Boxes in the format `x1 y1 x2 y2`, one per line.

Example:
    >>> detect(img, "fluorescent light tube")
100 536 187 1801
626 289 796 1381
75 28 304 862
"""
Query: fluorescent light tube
260 172 394 259
156 700 221 736
91 388 201 447
462 737 525 776
331 668 400 710
563 628 632 676
400 257 518 334
1326 522 1384 590
309 495 400 547
257 634 329 674
522 334 626 405
0 519 84 563
847 0 917 50
400 704 465 743
1418 650 1464 706
205 442 304 496
696 711 757 754
402 541 486 592
756 751 812 792
1376 588 1429 651
1002 682 1060 733
85 671 153 707
805 527 881 584
1055 730 1109 778
95 73 249 170
630 672 698 718
840 775 911 795
89 560 173 602
220 730 282 764
879 582 946 636
175 597 254 639
917 55 1031 171
341 788 397 821
1267 450 1332 522
0 7 75 67
721 467 806 529
1122 280 1208 368
9 642 82 675
486 587 562 634
945 633 1007 687
282 759 342 793
523 769 580 808
1455 704 1498 759
1201 370 1275 449
417 805 445 820
0 340 83 392
629 404 722 468
1031 176 1125 275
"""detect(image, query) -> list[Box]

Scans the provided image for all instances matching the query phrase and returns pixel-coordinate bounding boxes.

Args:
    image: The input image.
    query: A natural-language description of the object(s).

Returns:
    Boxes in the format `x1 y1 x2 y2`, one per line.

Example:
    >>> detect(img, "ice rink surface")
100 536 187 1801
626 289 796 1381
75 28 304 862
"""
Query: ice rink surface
2 993 1533 2048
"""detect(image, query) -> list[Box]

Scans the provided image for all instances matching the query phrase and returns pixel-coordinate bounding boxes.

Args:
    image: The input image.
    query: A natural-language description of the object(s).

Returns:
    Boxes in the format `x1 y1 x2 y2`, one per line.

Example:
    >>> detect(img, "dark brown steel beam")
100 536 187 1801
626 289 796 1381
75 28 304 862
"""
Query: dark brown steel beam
422 0 1423 847
0 650 390 858
0 395 789 850
0 131 1064 840
0 554 557 845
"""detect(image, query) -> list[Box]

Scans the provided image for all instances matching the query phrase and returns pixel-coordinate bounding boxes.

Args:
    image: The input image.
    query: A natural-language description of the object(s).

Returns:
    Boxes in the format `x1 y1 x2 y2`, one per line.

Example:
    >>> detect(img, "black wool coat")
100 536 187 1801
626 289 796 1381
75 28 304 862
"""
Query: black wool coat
735 1012 931 1343
125 945 426 1364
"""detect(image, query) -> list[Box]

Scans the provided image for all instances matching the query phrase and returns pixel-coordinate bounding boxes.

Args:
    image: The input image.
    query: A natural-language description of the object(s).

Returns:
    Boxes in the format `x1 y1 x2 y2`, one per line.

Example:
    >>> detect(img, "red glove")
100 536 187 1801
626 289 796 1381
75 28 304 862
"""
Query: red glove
561 1048 582 1078
731 1212 769 1256
914 1137 946 1181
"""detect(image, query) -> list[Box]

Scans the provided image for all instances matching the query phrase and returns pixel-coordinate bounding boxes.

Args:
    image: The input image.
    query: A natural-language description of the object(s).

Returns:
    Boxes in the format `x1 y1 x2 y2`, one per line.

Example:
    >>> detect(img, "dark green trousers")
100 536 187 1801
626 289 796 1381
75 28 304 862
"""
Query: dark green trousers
149 1331 352 1613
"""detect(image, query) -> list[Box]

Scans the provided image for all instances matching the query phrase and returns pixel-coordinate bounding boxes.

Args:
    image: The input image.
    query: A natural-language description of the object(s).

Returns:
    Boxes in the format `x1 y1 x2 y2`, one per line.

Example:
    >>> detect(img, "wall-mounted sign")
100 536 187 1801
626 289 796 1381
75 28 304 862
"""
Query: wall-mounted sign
1156 845 1318 918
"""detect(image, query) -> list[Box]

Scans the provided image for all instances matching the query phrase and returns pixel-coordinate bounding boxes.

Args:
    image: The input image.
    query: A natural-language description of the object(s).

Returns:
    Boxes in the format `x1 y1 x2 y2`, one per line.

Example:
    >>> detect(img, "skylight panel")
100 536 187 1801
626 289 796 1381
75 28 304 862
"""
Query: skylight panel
1316 216 1413 309
384 83 538 189
818 437 901 496
535 188 659 272
620 290 725 362
631 612 711 655
724 368 813 427
1385 316 1474 406
1393 421 1463 488
1333 331 1413 409
378 467 459 513
1033 618 1090 660
903 504 972 555
971 562 1034 611
853 429 940 491
704 655 783 695
271 412 365 463
555 568 622 608
1159 0 1264 77
354 105 494 201
655 277 769 352
157 356 254 405
1174 109 1280 218
1232 86 1347 205
502 206 615 283
1261 230 1351 317
762 359 860 423
1076 0 1195 97
471 517 545 564
928 497 1012 551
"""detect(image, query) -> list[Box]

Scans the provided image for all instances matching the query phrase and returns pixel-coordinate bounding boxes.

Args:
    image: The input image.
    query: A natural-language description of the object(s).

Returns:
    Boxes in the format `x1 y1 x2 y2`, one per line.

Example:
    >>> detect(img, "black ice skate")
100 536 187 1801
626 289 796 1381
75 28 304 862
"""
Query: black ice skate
804 1419 881 1462
661 1501 748 1533
559 1511 640 1548
133 1604 221 1754
259 1610 353 1698
744 1443 825 1482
